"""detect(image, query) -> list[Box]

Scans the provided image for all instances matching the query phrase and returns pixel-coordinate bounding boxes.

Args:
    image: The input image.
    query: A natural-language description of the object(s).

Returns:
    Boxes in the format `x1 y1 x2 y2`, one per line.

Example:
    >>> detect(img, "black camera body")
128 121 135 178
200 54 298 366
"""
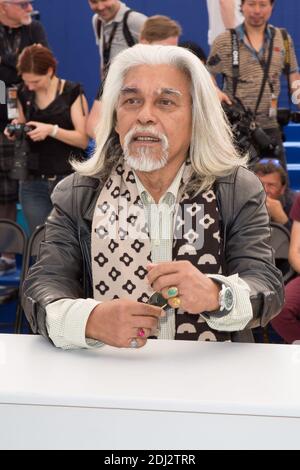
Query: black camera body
277 108 300 127
6 123 34 138
6 123 38 180
223 99 281 165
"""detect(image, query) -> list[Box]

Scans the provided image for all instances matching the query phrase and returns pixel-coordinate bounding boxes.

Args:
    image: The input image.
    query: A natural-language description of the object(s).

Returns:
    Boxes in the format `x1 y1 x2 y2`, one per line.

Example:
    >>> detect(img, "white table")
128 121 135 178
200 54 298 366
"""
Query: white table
0 334 300 450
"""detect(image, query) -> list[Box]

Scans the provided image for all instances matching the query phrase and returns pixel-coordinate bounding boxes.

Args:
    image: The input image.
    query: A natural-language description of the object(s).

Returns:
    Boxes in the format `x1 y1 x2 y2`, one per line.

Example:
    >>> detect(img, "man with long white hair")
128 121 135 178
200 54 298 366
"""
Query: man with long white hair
23 44 283 349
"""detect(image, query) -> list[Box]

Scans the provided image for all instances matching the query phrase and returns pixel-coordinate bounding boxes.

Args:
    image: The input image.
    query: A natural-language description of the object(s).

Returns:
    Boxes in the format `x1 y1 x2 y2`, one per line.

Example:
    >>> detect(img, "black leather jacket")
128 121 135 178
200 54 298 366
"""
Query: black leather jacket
22 166 284 343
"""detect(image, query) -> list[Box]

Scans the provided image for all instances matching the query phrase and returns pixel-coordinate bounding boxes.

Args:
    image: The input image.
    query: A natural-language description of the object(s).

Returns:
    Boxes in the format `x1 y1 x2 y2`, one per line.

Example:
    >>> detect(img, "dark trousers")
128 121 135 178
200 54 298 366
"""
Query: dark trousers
0 202 17 221
0 132 19 205
19 176 67 234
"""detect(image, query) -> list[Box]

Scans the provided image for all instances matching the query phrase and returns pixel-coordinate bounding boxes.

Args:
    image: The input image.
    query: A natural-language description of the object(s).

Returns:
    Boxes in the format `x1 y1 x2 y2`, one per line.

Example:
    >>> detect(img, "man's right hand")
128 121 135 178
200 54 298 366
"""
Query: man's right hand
85 299 164 348
217 89 232 105
266 196 289 225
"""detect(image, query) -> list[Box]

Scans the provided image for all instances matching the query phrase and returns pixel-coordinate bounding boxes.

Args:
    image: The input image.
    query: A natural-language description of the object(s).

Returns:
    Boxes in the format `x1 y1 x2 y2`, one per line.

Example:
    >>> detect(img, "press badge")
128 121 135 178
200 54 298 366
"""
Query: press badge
269 93 278 118
7 87 19 120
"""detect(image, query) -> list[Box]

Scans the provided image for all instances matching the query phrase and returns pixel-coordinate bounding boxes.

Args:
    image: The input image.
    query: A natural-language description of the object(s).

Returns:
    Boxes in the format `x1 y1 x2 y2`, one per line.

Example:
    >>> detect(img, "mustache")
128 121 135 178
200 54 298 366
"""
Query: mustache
124 126 169 149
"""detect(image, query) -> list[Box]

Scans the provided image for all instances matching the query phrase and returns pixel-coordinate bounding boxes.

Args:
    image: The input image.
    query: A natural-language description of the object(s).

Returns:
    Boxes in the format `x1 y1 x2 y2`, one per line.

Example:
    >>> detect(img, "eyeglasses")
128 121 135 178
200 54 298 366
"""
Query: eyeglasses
4 1 34 10
259 158 283 168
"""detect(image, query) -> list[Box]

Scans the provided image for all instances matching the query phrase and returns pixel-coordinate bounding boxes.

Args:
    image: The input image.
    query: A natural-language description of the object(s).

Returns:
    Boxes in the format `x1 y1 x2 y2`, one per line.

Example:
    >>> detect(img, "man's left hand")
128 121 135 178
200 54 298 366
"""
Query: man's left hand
266 196 289 225
147 261 221 314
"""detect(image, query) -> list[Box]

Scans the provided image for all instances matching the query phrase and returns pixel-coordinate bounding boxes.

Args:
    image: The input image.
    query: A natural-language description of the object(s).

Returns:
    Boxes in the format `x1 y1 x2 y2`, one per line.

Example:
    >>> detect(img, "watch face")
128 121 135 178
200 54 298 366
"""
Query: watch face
224 287 234 310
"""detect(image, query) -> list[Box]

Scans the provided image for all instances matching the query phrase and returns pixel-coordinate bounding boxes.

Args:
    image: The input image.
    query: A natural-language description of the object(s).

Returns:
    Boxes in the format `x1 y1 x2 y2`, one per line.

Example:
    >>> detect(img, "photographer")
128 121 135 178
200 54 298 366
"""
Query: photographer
207 0 300 167
0 0 47 273
5 45 89 234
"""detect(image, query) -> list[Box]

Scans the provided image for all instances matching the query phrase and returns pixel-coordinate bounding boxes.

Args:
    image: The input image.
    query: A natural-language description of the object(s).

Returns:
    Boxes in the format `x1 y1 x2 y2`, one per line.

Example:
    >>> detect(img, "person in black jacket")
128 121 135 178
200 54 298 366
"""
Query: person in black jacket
0 0 47 273
23 45 284 350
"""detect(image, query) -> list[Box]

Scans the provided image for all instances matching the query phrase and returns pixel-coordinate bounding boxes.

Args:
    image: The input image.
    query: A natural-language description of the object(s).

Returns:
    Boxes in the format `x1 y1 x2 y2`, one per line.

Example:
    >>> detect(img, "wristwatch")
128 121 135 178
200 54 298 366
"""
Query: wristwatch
219 284 234 312
204 283 235 319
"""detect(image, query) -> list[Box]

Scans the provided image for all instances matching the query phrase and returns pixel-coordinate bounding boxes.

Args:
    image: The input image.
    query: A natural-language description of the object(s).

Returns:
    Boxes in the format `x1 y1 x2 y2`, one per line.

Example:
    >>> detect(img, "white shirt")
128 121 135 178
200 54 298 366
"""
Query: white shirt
207 0 244 45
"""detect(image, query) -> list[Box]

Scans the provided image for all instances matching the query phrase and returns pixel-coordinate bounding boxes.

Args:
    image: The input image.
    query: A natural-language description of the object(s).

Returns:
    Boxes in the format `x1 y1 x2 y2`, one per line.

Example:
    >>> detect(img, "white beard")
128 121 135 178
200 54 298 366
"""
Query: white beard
123 126 169 172
21 15 32 26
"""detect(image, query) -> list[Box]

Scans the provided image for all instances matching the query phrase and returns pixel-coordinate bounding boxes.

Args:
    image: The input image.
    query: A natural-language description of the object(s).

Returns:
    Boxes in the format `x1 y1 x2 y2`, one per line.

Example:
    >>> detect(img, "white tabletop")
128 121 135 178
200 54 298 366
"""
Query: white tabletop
1 334 300 418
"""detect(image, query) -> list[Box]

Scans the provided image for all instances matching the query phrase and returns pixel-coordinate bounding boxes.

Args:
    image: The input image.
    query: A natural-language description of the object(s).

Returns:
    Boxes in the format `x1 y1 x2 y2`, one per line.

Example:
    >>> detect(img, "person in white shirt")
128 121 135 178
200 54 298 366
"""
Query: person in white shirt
207 0 244 45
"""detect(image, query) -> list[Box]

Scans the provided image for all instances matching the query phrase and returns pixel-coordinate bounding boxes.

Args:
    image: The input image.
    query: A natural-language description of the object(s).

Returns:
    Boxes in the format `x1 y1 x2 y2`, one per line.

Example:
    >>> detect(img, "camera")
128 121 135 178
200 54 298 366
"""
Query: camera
6 123 38 180
223 99 281 165
6 123 34 138
277 108 300 127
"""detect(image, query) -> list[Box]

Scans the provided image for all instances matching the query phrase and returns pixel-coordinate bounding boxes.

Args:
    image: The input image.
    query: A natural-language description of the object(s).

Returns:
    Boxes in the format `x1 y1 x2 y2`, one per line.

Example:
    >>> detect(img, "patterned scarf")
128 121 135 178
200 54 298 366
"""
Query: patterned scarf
92 160 230 342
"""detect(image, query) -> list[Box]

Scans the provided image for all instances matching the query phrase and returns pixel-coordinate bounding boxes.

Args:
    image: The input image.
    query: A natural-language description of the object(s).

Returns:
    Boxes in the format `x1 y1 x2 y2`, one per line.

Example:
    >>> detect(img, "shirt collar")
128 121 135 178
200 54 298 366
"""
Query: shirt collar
236 22 273 43
135 164 186 205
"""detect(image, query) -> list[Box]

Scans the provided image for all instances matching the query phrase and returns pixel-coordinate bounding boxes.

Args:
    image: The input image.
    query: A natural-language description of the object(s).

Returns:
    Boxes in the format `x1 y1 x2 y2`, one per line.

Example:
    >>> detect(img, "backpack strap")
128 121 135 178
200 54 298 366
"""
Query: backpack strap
122 10 136 47
96 17 101 41
96 10 136 47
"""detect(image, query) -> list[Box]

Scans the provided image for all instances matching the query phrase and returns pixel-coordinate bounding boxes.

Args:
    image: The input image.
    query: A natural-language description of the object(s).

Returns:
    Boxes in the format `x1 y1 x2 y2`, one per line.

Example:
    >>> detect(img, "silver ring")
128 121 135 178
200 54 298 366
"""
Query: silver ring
130 338 138 349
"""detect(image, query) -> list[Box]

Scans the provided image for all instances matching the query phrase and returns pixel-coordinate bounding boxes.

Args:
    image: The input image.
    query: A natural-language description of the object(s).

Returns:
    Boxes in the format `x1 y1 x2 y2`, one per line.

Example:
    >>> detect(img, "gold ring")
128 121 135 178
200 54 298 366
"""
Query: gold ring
169 296 181 309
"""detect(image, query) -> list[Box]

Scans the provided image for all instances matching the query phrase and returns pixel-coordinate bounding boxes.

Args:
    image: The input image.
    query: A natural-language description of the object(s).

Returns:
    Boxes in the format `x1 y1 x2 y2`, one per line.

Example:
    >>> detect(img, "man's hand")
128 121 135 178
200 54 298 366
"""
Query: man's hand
147 261 221 314
4 119 20 140
266 196 289 225
217 89 232 105
26 121 53 141
210 74 232 105
86 299 164 348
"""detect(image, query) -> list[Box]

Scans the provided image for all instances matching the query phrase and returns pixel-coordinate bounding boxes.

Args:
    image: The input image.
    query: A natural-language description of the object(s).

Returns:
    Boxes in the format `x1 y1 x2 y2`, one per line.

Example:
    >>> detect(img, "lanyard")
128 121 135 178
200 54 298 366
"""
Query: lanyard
243 25 275 95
